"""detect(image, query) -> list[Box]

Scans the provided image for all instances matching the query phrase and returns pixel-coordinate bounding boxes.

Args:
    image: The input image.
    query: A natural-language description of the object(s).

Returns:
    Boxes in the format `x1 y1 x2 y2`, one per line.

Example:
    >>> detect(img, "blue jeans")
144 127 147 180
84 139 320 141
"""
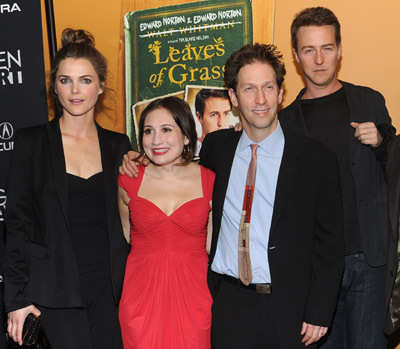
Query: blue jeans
318 253 387 349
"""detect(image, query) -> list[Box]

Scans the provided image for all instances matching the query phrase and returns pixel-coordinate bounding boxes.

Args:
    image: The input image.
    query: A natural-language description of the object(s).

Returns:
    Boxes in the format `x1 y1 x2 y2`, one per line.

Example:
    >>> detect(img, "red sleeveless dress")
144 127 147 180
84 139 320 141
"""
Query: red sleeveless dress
118 165 214 349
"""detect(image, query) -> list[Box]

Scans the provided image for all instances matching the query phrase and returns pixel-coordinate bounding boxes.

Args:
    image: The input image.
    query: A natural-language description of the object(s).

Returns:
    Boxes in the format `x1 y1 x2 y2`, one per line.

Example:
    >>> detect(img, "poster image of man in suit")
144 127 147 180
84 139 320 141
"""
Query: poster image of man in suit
194 88 232 154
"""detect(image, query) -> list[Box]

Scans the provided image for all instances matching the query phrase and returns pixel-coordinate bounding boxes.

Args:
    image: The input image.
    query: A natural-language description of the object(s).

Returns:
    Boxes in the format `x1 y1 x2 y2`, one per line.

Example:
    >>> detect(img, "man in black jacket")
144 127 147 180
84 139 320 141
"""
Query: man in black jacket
201 43 344 349
279 7 395 348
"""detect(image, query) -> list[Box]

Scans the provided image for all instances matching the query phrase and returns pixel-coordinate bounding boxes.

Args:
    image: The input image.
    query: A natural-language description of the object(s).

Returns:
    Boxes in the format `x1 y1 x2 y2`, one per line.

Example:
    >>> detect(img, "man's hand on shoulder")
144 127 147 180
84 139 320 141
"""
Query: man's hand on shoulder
351 122 383 148
301 322 328 346
230 121 243 132
119 151 149 177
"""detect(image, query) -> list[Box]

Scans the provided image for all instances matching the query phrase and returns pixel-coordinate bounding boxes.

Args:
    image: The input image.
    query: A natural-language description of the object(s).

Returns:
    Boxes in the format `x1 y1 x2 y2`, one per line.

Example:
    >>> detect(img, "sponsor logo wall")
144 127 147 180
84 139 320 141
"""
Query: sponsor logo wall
0 0 48 339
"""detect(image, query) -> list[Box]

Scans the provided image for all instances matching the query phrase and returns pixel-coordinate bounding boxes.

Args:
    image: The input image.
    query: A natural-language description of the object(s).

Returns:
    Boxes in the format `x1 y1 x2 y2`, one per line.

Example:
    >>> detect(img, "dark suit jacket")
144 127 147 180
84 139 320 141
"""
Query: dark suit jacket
279 80 395 267
4 118 131 313
200 125 344 348
385 135 400 334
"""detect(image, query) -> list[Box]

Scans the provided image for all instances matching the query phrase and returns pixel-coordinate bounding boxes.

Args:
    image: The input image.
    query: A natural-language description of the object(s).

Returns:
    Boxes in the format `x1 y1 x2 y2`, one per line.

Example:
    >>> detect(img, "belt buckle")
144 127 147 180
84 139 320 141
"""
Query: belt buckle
255 283 271 294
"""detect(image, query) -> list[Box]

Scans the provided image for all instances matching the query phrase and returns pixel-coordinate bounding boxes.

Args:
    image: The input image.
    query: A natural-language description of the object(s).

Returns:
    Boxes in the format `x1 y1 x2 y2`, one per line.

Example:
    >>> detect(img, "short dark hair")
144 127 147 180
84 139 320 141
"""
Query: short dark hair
137 97 197 165
49 28 108 116
194 89 231 118
291 7 341 51
224 44 286 91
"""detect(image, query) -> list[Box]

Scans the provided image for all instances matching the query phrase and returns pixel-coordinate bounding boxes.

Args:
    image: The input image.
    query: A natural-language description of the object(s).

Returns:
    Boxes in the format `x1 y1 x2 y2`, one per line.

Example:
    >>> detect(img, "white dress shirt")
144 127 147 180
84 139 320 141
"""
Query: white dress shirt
211 122 285 283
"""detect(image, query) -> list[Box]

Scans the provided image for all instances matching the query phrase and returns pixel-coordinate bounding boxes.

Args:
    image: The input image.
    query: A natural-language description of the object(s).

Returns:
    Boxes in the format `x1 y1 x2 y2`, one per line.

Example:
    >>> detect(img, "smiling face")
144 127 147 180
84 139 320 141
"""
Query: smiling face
55 58 103 118
197 97 231 137
142 107 189 167
294 25 341 92
229 61 283 142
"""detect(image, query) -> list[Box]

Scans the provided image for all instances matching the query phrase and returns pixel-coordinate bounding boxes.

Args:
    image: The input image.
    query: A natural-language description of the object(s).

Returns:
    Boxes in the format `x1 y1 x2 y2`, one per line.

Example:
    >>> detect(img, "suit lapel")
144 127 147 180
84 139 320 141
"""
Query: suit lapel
97 124 115 236
342 82 359 159
210 130 242 262
280 89 309 137
46 118 70 232
215 131 242 211
269 128 303 238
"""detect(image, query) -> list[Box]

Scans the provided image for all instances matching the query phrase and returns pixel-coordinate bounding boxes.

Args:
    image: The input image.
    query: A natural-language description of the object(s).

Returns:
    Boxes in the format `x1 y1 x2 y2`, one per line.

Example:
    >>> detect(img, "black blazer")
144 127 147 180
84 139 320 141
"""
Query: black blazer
200 126 344 348
279 80 395 267
385 135 400 334
4 118 131 312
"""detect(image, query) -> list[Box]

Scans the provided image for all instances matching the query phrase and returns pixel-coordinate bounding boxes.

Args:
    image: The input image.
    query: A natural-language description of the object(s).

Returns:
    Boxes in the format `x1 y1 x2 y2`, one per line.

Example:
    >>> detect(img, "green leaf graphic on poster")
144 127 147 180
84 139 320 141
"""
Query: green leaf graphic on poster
124 0 252 147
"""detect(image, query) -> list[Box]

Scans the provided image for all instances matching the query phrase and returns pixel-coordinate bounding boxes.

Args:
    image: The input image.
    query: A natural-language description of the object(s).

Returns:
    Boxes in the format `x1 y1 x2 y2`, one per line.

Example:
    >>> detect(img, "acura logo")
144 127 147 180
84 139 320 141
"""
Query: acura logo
0 122 13 140
0 189 5 208
0 188 5 222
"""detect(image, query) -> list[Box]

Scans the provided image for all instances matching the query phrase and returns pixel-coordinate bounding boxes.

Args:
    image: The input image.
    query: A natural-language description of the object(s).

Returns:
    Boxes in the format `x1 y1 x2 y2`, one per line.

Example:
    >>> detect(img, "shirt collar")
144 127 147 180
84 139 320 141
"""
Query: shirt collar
238 121 284 156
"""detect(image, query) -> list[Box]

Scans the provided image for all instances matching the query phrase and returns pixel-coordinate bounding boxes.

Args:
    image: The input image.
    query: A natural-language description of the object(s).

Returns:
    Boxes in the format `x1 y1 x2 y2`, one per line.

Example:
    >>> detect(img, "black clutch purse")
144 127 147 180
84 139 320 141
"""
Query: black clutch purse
22 313 41 346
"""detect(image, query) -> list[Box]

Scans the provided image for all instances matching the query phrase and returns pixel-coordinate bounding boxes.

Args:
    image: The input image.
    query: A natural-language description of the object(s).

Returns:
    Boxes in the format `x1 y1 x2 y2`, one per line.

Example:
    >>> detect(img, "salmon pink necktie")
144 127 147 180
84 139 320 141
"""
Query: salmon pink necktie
238 144 259 286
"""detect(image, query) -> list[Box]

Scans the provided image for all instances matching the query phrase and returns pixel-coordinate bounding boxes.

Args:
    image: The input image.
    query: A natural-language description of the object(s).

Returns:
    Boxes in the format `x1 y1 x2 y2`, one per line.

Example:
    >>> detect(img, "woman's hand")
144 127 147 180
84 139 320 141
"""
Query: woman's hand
7 304 41 345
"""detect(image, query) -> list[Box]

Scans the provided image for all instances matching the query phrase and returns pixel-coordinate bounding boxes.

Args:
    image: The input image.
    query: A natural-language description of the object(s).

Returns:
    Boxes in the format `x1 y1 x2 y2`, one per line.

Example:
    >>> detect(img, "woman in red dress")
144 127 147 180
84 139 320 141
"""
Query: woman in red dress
118 97 214 349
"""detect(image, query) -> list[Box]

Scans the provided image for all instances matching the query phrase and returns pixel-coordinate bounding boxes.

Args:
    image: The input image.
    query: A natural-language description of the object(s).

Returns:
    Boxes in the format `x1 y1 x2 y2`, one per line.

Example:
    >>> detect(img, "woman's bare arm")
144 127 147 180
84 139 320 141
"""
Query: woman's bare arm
118 186 131 244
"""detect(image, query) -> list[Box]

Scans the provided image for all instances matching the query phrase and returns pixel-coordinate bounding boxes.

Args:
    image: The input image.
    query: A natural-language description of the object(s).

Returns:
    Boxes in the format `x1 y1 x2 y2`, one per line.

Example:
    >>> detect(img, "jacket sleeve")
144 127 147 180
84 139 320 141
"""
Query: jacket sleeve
368 91 396 165
4 129 35 312
120 134 132 156
110 132 132 175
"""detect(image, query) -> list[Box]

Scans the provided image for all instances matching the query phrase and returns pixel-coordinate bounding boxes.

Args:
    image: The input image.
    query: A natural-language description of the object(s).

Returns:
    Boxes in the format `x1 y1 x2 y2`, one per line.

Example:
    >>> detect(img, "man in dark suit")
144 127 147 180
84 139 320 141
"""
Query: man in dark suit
279 7 395 348
200 43 344 348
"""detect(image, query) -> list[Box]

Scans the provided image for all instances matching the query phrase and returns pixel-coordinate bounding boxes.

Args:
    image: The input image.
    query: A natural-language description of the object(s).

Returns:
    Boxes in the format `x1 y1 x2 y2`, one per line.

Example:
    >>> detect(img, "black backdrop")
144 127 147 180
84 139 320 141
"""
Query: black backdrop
0 0 48 346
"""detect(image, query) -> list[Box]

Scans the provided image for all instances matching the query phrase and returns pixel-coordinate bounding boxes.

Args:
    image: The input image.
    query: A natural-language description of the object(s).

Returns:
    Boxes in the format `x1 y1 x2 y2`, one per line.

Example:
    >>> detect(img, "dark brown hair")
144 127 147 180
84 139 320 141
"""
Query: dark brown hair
291 7 341 51
49 28 107 116
224 44 286 91
194 89 231 118
137 97 197 165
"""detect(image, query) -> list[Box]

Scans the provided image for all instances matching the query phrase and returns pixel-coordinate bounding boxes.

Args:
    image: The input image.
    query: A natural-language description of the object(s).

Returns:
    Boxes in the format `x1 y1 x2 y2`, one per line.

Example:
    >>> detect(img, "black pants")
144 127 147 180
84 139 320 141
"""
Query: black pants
210 272 279 349
37 277 123 349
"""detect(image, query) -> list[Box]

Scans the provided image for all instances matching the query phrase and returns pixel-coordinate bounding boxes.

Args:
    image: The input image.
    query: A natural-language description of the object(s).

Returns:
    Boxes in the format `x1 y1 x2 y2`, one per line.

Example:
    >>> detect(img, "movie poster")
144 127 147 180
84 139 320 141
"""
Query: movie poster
124 0 252 148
